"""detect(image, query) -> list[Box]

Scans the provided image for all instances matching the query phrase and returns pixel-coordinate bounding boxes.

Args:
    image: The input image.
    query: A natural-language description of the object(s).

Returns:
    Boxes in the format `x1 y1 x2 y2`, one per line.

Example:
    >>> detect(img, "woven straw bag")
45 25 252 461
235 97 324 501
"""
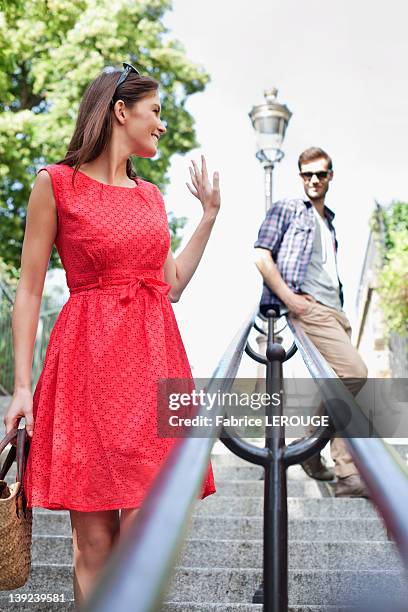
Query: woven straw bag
0 427 32 590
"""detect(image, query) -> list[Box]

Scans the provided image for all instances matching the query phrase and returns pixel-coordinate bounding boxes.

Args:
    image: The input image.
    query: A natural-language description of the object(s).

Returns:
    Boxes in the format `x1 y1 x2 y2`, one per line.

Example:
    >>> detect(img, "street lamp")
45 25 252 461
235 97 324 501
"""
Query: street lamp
250 89 292 392
249 88 292 211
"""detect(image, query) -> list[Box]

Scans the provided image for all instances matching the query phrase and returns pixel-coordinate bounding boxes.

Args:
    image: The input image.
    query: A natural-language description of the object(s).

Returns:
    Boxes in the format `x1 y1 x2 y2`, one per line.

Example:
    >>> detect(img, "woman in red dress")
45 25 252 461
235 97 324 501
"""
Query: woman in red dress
3 62 219 606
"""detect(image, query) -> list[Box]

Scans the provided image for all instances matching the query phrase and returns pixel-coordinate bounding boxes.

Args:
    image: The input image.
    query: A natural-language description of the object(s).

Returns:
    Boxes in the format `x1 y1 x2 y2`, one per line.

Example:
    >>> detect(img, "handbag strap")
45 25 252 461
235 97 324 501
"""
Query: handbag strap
0 428 18 480
0 442 16 480
0 427 18 455
0 428 30 516
16 428 28 484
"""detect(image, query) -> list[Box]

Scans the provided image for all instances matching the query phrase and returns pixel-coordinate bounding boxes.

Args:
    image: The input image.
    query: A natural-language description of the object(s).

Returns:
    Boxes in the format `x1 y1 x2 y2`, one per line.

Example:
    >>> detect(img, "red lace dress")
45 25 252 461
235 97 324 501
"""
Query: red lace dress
23 163 216 511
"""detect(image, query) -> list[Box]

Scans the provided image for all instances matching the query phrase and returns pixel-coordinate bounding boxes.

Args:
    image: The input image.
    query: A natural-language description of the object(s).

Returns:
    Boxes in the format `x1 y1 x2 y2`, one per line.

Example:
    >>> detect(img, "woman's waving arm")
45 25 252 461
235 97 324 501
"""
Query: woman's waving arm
164 155 220 302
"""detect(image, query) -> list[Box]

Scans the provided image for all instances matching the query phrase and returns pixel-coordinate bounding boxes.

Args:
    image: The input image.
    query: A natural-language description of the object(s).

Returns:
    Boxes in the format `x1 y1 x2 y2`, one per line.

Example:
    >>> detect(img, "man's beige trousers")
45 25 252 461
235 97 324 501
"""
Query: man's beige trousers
296 299 368 478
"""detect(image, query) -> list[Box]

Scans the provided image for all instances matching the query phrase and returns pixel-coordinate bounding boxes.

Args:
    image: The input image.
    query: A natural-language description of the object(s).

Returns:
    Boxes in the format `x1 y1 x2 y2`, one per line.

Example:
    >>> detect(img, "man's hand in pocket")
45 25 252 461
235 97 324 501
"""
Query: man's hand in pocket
286 292 315 317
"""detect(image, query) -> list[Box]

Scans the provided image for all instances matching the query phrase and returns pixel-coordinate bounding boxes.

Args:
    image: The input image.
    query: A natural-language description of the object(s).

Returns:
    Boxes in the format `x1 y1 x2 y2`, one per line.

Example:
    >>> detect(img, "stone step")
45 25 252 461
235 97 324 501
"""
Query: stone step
0 565 74 601
212 465 332 485
175 539 401 571
0 450 290 479
30 495 377 520
163 605 405 612
11 478 322 502
212 465 270 480
195 496 380 518
165 567 408 606
3 443 406 486
0 601 398 612
211 460 318 480
31 511 70 535
211 444 408 466
0 602 75 612
214 479 322 497
31 511 387 540
2 565 407 607
4 461 310 482
211 452 264 468
30 535 401 571
0 604 404 612
5 442 401 486
188 516 387 541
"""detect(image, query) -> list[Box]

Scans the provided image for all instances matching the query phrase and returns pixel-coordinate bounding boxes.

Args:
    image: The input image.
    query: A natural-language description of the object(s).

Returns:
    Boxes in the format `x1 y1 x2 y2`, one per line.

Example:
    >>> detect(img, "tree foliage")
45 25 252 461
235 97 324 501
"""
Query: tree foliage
168 211 187 252
371 201 408 336
0 0 209 274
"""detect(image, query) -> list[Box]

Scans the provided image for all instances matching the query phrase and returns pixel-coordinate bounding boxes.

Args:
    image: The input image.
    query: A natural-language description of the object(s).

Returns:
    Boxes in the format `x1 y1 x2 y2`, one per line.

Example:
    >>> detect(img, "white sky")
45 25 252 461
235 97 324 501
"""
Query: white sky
160 1 408 376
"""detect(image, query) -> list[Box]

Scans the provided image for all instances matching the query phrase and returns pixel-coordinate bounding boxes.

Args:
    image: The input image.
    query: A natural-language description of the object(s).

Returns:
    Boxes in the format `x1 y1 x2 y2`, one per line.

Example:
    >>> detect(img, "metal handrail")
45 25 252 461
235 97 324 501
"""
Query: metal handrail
81 304 259 612
0 291 60 394
221 310 408 610
78 304 408 612
0 280 14 305
0 282 15 394
31 308 60 391
287 315 408 565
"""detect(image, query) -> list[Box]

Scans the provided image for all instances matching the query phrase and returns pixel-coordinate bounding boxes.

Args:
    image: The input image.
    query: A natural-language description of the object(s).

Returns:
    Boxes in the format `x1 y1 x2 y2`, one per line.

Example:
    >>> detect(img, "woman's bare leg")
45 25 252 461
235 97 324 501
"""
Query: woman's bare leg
69 509 120 609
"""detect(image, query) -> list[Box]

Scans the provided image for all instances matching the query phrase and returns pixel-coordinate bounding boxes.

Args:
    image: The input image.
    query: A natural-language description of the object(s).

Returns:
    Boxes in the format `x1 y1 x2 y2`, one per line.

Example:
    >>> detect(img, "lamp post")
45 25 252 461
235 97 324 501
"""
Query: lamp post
249 90 293 606
250 89 292 392
249 88 292 211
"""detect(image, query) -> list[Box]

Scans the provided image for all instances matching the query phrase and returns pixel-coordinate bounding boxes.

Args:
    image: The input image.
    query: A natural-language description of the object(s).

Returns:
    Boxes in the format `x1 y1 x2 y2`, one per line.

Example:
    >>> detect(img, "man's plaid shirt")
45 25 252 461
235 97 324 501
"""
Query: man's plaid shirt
254 198 344 312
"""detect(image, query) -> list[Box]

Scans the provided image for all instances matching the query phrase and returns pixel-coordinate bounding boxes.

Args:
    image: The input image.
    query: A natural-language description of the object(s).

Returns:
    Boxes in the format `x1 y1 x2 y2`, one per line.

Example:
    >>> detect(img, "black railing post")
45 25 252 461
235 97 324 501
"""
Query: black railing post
263 309 288 612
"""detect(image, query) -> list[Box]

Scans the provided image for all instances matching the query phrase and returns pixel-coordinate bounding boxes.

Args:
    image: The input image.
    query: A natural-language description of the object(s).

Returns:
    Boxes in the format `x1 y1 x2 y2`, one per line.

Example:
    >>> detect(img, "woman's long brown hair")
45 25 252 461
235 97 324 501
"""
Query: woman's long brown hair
56 68 159 187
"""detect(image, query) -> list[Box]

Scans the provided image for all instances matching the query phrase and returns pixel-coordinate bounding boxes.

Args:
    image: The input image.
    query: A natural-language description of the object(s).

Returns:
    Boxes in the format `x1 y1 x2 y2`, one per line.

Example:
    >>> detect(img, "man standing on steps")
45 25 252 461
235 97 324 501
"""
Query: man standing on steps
253 146 369 498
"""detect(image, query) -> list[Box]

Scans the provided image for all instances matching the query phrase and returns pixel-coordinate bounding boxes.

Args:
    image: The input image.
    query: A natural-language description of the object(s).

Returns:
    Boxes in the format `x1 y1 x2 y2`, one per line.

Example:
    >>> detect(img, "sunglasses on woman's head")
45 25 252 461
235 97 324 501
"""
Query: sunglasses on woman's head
111 62 140 107
115 62 140 88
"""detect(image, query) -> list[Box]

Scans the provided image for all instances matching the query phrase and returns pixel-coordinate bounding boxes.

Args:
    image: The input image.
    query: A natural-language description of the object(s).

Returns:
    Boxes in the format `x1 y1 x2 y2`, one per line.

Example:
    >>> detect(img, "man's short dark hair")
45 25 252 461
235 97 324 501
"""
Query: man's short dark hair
298 147 333 171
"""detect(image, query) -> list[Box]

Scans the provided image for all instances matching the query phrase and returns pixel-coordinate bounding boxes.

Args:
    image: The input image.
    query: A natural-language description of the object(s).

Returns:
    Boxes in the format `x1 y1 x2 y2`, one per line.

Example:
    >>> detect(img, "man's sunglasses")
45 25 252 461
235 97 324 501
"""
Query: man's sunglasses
300 171 331 181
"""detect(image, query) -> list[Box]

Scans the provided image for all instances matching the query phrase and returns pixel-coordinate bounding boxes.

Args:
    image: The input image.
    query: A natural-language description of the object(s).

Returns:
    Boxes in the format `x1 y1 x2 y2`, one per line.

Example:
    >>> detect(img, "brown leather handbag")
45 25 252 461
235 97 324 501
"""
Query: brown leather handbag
0 427 33 590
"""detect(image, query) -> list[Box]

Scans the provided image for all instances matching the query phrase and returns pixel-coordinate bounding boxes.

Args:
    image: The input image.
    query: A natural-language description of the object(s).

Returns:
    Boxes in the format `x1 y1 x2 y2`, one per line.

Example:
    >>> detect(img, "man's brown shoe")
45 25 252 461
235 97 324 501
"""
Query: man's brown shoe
334 474 370 498
301 453 335 481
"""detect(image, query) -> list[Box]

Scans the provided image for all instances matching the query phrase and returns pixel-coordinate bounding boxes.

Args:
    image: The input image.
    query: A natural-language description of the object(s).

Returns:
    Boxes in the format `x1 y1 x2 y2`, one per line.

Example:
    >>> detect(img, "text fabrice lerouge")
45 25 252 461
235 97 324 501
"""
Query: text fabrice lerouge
168 415 330 428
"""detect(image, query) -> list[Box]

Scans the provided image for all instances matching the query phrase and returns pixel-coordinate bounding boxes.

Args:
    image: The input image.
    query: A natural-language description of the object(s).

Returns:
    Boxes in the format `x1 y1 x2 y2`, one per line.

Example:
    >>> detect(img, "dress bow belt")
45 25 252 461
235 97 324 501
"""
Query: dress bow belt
118 277 171 304
69 274 172 303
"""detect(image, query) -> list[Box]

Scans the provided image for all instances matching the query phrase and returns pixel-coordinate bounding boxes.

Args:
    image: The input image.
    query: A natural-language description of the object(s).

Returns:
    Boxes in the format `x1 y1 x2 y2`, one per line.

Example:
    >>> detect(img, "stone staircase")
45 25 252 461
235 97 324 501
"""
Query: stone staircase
163 448 408 611
1 395 408 610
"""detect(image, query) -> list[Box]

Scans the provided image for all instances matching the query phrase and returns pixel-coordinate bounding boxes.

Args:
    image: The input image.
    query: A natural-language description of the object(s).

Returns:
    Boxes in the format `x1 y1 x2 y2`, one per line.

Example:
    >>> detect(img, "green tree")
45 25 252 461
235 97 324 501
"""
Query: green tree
0 0 209 275
371 201 408 336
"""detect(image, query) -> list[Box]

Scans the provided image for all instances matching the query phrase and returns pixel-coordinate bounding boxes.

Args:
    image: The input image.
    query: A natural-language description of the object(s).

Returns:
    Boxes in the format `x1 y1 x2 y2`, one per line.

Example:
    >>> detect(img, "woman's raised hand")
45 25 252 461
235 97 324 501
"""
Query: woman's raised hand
186 155 220 219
